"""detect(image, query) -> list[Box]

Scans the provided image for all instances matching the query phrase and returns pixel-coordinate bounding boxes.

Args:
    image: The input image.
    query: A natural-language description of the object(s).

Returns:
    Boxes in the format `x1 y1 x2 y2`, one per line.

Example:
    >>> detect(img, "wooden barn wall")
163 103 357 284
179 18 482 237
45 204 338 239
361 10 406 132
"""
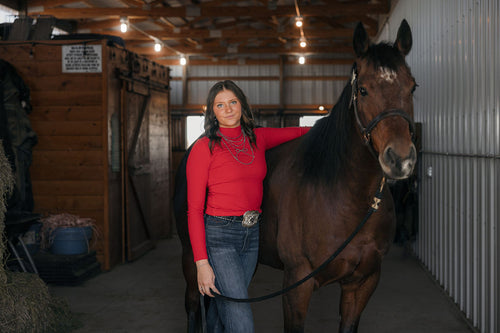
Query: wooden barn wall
0 42 109 264
0 41 172 270
380 1 499 332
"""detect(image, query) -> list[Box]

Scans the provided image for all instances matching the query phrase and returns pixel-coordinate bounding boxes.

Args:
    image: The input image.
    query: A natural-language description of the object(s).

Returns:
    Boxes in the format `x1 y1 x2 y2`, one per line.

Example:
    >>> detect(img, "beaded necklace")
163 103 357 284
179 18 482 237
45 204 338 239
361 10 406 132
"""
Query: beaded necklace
217 129 255 165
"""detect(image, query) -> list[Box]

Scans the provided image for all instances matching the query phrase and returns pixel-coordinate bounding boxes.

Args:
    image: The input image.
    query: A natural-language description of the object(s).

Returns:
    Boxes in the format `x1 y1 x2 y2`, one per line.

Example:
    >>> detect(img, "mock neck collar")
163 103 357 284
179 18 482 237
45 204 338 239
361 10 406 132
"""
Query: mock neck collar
218 126 242 138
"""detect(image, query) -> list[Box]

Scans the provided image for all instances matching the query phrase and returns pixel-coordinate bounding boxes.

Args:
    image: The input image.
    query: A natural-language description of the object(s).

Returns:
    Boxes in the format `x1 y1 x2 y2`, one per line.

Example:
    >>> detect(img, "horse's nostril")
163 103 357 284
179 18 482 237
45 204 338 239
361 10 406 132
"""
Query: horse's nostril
384 147 397 166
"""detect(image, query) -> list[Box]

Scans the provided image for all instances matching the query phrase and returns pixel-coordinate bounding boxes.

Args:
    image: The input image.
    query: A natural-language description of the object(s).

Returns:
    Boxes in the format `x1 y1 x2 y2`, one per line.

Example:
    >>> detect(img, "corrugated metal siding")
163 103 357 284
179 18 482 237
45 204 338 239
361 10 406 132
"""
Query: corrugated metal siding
188 64 280 76
188 80 280 105
285 64 351 105
169 63 350 107
379 1 499 332
285 79 346 105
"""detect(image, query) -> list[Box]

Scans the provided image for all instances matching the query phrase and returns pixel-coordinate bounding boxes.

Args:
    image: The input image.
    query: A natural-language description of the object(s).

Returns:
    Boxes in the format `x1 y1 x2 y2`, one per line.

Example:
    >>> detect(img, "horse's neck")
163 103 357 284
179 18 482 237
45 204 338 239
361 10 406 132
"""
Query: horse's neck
344 122 383 185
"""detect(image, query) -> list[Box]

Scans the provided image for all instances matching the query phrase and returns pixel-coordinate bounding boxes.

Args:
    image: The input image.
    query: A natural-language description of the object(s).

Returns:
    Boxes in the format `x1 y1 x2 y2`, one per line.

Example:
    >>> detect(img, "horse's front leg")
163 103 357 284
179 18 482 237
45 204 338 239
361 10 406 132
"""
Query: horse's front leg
282 266 315 333
338 270 381 333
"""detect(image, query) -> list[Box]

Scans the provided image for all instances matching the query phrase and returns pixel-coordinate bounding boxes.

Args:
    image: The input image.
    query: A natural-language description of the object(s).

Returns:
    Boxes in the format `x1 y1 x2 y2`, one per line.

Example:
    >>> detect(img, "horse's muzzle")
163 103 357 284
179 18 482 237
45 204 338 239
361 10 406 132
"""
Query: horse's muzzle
380 143 417 179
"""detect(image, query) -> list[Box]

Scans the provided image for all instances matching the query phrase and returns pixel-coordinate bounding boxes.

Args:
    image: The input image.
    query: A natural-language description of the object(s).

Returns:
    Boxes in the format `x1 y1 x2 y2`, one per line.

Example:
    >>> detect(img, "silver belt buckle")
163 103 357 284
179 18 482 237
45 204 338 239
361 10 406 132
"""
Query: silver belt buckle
242 210 260 228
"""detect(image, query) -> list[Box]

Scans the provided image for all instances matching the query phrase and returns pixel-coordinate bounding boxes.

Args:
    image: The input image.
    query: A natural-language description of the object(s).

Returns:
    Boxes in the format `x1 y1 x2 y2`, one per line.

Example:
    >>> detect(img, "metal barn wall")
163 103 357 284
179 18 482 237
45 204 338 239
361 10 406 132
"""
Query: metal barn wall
379 1 499 332
169 63 350 107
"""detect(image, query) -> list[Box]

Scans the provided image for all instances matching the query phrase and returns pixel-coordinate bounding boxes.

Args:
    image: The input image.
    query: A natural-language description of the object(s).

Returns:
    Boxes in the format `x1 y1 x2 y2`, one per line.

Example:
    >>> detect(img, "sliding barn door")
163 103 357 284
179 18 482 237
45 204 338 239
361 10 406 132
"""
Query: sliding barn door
122 83 154 261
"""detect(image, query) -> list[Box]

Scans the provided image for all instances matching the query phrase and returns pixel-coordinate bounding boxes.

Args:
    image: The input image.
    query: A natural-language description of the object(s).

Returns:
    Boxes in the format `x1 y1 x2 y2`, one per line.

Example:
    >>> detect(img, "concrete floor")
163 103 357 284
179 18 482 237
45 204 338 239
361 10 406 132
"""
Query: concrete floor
50 236 475 333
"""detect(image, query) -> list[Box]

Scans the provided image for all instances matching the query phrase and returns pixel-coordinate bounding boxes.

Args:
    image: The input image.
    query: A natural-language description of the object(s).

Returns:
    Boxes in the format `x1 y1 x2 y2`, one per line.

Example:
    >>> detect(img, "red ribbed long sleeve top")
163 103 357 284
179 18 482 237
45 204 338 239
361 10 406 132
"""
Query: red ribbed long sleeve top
186 126 309 261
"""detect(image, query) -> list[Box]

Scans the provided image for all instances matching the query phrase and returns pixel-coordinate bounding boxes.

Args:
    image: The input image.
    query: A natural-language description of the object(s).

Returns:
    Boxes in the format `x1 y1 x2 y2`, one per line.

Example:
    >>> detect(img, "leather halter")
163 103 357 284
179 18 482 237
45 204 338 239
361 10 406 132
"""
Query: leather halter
349 63 415 157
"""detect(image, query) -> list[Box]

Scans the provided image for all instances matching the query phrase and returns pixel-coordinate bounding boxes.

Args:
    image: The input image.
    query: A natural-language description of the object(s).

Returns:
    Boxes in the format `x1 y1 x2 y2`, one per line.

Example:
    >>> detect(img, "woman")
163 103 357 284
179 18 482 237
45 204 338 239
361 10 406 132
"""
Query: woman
186 80 309 332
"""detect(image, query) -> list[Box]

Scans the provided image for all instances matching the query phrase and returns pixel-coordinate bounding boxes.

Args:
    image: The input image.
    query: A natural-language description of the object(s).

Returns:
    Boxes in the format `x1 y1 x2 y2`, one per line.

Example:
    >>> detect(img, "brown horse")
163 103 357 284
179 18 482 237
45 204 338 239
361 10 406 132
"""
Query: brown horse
174 19 417 333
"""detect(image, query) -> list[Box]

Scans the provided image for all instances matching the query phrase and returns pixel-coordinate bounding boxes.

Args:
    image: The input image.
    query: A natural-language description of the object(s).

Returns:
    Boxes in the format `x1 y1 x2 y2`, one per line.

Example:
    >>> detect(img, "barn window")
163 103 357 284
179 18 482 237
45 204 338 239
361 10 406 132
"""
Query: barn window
300 115 324 126
0 4 17 23
186 115 205 148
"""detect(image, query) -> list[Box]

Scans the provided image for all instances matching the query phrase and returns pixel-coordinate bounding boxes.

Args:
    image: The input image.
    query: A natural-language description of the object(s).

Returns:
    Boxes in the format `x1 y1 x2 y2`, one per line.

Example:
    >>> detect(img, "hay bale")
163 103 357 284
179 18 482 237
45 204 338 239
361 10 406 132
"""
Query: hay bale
0 142 80 332
0 271 80 333
0 140 14 284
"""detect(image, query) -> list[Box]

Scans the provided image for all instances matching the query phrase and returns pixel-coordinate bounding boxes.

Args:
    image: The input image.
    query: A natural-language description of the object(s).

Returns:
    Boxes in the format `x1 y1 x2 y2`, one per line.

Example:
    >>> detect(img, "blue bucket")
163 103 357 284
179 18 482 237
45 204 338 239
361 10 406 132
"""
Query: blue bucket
50 226 93 255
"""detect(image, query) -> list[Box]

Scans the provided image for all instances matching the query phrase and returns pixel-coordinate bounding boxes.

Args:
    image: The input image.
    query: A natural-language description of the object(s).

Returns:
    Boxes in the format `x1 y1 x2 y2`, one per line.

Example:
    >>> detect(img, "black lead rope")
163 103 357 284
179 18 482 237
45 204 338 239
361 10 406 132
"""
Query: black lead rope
211 176 387 303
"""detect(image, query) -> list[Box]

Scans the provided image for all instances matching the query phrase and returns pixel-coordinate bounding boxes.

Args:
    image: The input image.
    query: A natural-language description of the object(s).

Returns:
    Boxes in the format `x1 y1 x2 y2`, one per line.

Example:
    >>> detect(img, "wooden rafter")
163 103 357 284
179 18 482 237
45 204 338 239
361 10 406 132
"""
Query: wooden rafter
129 42 353 56
99 26 360 40
28 0 81 8
18 1 390 61
29 3 389 19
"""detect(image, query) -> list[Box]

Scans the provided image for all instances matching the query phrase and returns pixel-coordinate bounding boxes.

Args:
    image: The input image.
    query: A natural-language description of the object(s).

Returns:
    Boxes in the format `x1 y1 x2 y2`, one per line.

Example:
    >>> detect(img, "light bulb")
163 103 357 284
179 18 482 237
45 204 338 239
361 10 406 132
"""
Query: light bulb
120 17 128 33
299 56 305 64
154 42 162 52
295 16 303 28
180 56 187 66
299 37 307 48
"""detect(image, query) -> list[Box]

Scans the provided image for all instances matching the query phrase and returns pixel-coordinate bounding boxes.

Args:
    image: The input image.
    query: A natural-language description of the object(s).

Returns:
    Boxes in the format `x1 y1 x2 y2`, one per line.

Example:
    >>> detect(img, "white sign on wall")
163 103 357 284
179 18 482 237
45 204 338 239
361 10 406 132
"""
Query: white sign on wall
62 45 102 73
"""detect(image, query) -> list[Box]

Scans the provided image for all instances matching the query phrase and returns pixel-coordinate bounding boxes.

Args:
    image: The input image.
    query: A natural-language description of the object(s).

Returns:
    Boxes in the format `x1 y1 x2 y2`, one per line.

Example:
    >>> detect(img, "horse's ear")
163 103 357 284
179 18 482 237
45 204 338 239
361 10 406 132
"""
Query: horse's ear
394 19 412 56
353 22 369 57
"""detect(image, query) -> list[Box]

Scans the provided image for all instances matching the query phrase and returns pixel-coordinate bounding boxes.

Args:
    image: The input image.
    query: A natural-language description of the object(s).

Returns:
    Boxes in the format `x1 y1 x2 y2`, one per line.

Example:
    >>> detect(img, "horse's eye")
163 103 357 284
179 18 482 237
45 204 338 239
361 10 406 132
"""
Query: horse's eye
359 87 368 96
411 84 418 94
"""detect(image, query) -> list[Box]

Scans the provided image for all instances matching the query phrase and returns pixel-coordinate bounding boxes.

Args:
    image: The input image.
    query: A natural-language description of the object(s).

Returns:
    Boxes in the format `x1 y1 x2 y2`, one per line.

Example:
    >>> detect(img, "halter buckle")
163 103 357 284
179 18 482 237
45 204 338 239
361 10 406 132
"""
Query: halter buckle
363 132 371 145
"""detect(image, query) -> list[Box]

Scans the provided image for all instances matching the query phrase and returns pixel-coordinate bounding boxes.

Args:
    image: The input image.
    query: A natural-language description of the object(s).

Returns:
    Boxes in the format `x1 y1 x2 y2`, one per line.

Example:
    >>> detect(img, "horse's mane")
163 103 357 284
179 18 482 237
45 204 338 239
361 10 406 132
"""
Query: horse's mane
294 81 354 185
363 42 407 71
293 42 409 186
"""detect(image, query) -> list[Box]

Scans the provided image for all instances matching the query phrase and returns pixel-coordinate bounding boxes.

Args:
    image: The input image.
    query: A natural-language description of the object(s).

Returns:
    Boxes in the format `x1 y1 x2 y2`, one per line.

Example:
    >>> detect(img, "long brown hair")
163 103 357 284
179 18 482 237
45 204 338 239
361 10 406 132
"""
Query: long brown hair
204 80 256 152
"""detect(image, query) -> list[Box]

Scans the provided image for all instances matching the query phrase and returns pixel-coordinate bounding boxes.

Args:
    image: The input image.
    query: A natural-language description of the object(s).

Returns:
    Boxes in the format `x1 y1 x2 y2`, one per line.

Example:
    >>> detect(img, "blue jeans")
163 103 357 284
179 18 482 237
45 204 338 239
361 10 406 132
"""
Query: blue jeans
204 214 259 333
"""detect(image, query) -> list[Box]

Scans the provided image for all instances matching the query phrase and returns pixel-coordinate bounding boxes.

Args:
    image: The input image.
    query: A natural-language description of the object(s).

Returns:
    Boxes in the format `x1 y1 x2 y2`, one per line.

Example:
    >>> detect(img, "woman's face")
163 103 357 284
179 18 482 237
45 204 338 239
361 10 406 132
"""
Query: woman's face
213 89 242 128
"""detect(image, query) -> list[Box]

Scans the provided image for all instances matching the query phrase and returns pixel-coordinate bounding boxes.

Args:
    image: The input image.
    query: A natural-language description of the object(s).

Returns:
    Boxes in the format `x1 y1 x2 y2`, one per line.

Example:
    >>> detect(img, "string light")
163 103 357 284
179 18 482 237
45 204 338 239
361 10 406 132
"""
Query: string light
318 105 325 111
294 1 307 49
120 17 128 33
298 56 305 64
299 37 307 48
124 19 181 56
295 16 303 28
154 40 162 52
180 55 187 66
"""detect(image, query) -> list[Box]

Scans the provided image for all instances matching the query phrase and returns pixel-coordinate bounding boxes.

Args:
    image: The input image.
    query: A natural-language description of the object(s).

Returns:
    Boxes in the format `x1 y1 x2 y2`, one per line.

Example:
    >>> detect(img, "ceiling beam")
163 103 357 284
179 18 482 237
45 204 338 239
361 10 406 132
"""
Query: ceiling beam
29 3 390 19
87 26 367 41
153 57 353 66
128 43 353 57
28 0 82 8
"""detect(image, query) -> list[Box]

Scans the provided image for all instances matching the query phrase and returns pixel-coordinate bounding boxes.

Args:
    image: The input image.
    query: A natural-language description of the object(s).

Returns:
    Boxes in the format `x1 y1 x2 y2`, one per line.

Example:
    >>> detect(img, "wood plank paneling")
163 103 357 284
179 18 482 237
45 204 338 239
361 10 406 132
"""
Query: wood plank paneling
35 136 103 150
31 165 105 180
29 106 102 121
13 62 67 77
33 121 102 136
32 180 104 195
34 195 105 211
28 75 103 91
33 151 103 166
31 91 102 106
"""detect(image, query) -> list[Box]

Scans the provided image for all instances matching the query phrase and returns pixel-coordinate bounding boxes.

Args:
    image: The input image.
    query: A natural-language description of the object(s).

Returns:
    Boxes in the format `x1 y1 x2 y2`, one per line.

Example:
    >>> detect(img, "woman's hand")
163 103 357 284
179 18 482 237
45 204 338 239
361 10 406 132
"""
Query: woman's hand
196 259 220 297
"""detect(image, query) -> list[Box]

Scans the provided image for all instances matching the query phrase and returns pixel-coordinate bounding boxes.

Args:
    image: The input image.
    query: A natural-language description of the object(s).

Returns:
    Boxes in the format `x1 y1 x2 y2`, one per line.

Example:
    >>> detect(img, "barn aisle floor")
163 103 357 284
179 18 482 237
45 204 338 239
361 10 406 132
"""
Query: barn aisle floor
50 236 475 333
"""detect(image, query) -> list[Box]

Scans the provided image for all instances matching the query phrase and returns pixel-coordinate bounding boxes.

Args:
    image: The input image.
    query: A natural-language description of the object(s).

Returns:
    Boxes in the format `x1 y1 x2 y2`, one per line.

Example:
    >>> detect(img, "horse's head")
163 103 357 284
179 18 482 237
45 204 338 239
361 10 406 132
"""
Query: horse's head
351 20 417 180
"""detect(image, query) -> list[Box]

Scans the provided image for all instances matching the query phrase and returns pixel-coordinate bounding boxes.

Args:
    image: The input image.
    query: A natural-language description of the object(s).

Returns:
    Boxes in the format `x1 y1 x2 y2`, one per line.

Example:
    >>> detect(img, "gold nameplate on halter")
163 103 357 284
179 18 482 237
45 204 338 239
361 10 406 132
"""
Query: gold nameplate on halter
371 197 382 210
